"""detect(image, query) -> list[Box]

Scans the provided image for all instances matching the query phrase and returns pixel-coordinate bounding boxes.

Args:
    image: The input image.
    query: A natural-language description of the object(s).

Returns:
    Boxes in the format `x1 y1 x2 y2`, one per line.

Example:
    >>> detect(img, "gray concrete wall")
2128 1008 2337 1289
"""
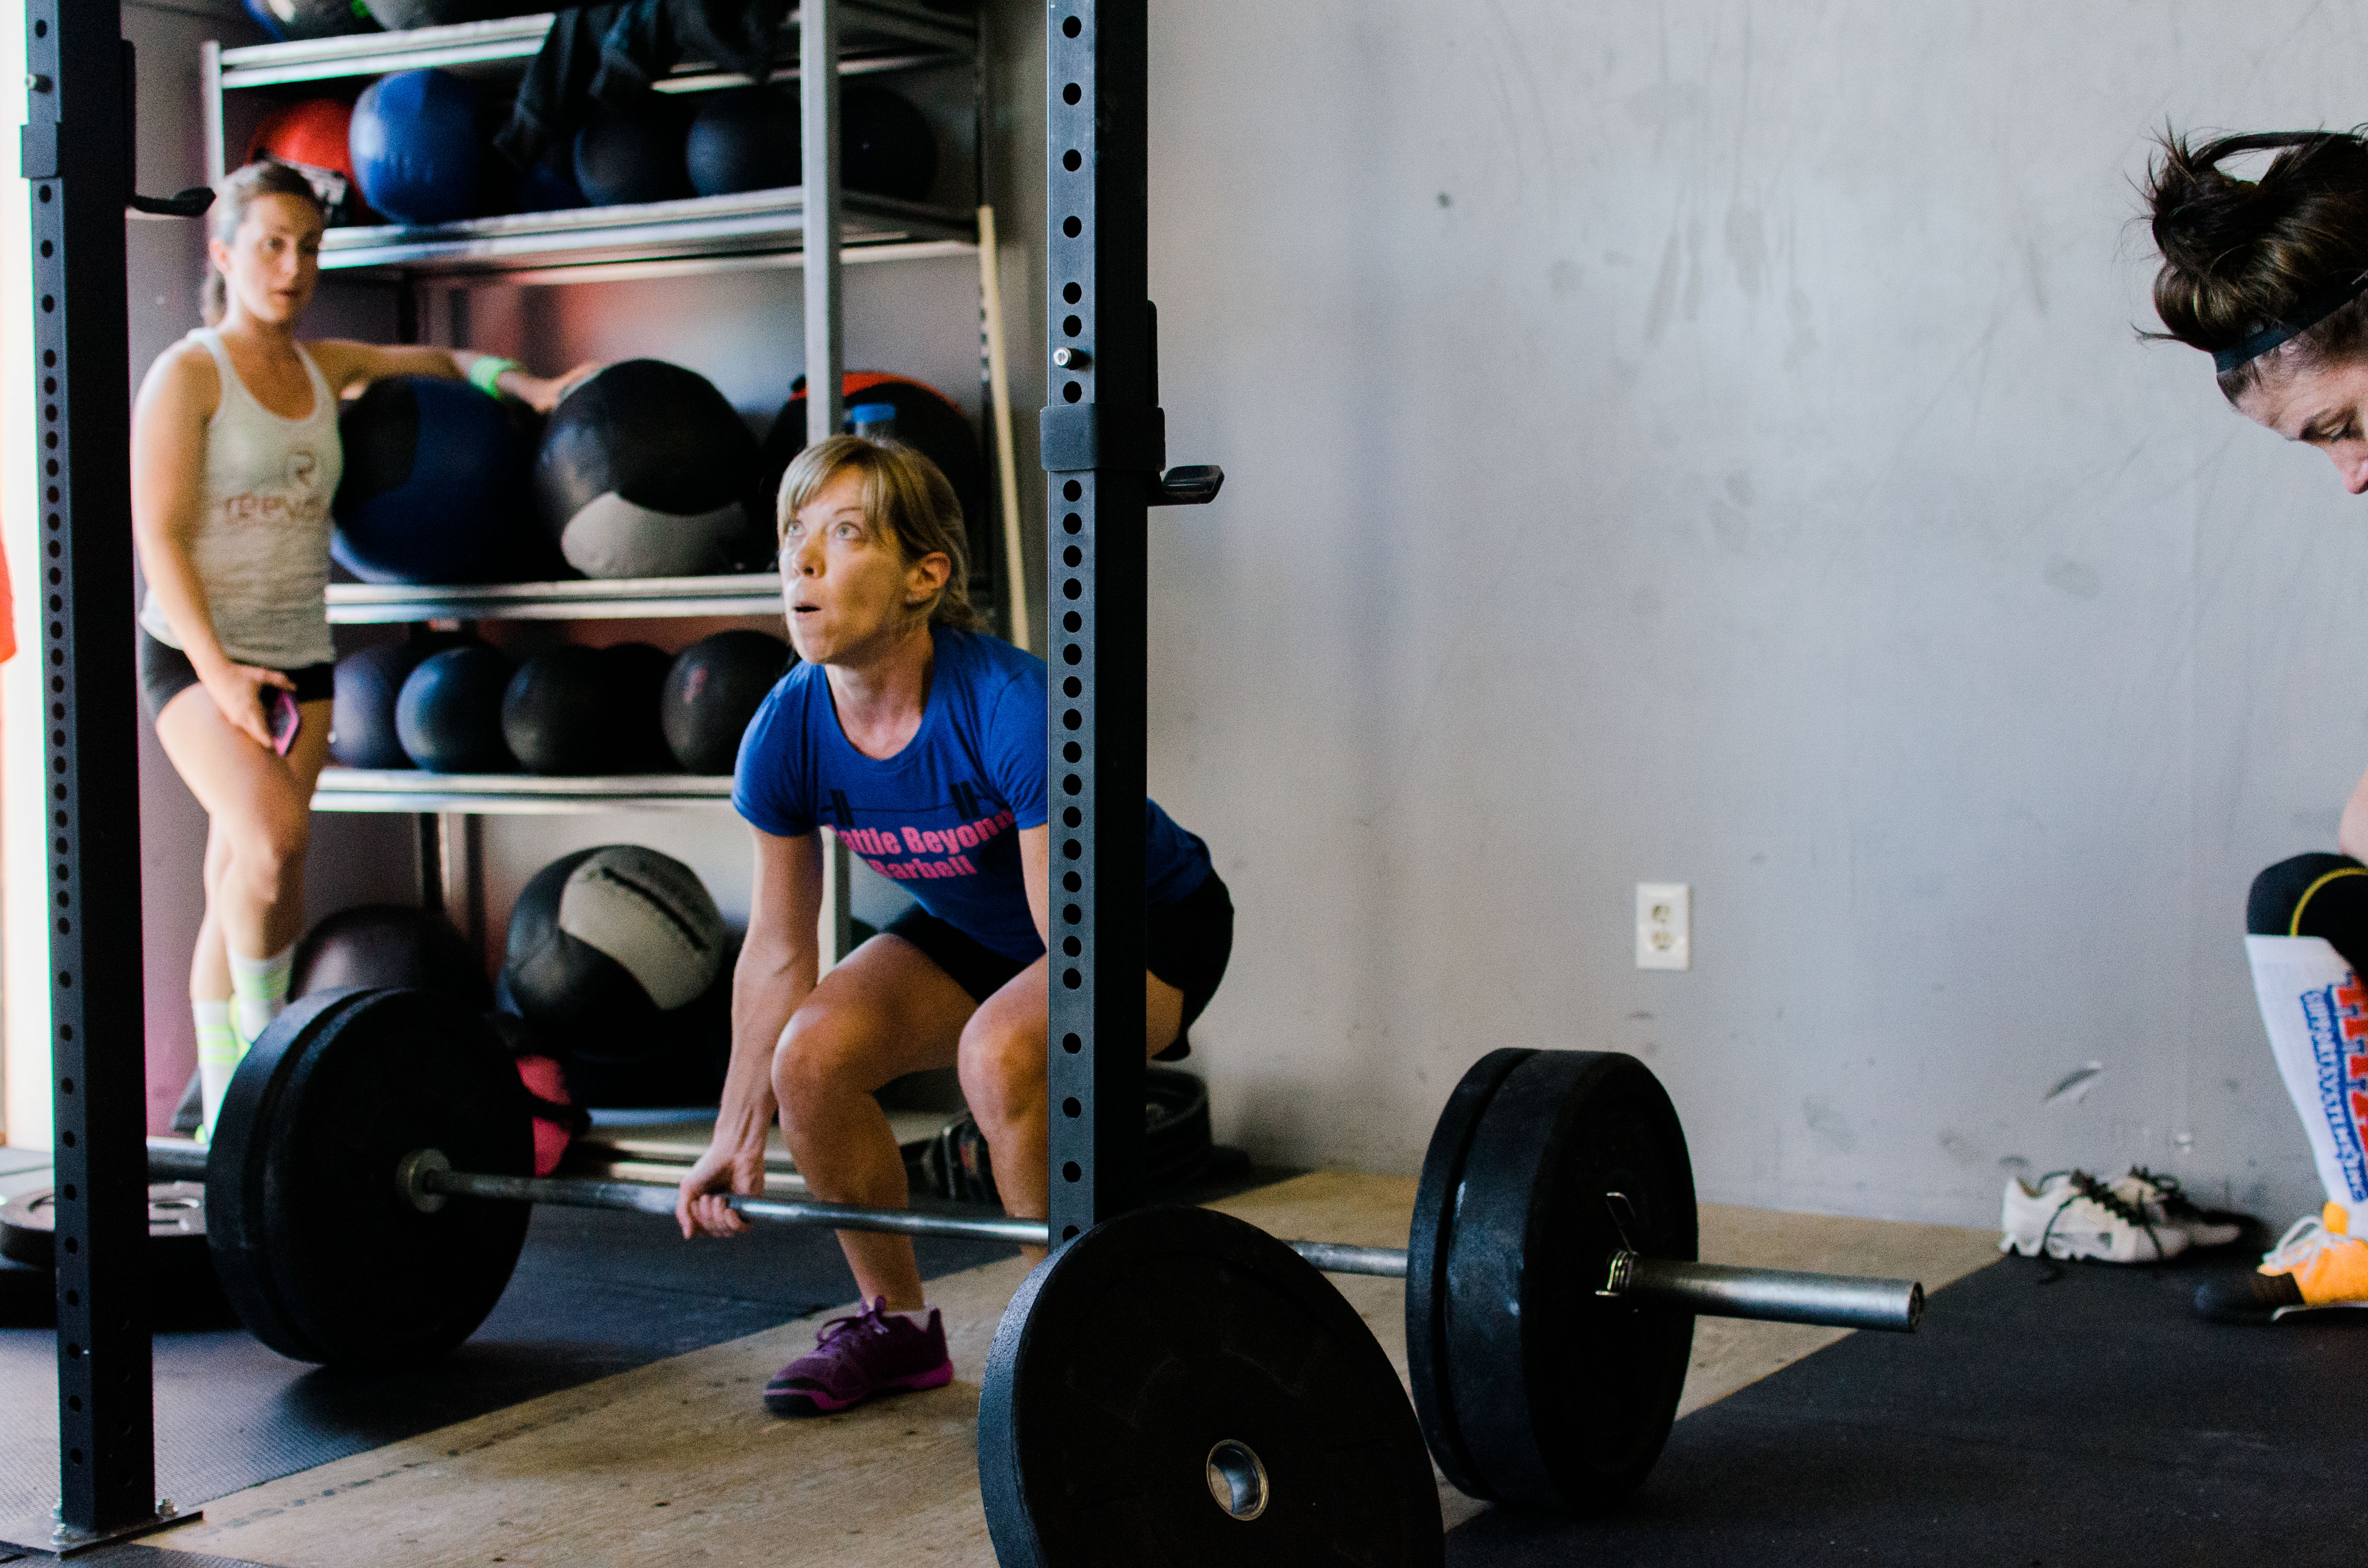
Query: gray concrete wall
115 0 2368 1228
1117 0 2368 1226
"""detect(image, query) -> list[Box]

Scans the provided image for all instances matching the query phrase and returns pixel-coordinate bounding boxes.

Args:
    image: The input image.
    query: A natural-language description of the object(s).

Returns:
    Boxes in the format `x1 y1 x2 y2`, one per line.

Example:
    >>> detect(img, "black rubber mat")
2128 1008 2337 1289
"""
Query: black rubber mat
0 1196 1014 1526
1447 1251 2368 1567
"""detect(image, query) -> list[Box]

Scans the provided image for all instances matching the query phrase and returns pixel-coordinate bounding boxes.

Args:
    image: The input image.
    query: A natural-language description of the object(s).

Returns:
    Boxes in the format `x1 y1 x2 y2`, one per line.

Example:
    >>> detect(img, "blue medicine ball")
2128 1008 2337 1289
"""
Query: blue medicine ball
330 641 426 769
396 645 516 773
333 376 536 585
350 69 483 226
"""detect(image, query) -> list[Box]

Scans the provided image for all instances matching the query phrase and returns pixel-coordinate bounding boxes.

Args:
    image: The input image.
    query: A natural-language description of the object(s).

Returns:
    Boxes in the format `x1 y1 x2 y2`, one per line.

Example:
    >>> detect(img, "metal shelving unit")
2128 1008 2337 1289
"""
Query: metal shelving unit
313 188 972 276
191 1 987 949
314 770 734 815
326 573 786 624
204 4 974 92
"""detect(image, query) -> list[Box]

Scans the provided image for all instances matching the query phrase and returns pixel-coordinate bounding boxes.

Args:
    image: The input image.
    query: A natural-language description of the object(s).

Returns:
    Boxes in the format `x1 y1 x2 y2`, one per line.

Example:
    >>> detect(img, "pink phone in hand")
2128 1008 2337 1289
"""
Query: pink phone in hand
266 689 301 757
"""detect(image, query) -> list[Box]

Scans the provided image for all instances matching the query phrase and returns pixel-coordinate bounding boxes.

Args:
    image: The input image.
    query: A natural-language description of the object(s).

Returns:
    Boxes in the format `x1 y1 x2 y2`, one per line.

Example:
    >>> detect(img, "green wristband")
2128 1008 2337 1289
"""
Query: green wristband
466 356 520 399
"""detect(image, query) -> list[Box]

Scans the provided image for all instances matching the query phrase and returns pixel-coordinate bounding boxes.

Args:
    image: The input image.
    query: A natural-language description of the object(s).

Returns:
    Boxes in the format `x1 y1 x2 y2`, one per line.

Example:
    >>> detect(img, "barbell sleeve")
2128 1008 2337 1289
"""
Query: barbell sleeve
1602 1251 1924 1333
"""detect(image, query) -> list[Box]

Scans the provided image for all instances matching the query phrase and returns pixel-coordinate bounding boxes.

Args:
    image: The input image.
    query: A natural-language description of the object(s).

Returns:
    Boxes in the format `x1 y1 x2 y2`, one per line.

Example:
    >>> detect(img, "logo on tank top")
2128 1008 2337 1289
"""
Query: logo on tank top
222 444 328 527
2302 975 2368 1202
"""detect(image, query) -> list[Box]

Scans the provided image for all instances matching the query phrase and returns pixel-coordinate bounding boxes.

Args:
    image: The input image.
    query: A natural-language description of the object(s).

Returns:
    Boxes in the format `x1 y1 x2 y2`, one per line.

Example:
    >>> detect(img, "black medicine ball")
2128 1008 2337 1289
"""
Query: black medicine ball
760 372 985 559
330 642 425 770
841 84 937 201
396 644 515 773
500 845 728 1044
533 359 765 579
573 99 691 208
290 904 489 1010
500 646 611 775
663 630 790 774
603 642 676 772
685 87 800 197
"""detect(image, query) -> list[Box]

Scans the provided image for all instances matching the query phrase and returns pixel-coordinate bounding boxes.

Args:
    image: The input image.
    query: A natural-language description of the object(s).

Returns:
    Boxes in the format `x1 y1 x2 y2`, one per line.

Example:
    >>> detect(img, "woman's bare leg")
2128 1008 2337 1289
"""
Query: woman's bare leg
153 693 332 965
771 934 978 1309
190 817 233 1003
959 963 1186 1259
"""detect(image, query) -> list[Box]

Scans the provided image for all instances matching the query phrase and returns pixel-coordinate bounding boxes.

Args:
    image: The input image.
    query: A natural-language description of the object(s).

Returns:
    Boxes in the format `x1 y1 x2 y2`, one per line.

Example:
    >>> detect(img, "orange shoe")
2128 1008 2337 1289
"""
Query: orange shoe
2194 1203 2368 1323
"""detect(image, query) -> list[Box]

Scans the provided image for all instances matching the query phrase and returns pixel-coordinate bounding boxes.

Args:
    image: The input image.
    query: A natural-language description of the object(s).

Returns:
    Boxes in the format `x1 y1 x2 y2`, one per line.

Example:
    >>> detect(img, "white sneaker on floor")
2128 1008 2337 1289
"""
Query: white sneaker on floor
2000 1170 2189 1263
2107 1167 2245 1250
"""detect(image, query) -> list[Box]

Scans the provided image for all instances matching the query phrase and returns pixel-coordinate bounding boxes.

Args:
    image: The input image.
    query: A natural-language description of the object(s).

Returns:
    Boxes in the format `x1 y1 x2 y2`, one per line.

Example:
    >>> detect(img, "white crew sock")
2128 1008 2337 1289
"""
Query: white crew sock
194 1000 238 1145
889 1307 935 1330
228 942 295 1052
2245 935 2368 1232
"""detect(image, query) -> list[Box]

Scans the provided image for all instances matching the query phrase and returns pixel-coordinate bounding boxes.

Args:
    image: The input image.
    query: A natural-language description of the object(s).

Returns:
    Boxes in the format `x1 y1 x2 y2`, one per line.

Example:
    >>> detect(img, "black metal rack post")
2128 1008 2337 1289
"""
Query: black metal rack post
1042 0 1155 1242
9 2 170 1552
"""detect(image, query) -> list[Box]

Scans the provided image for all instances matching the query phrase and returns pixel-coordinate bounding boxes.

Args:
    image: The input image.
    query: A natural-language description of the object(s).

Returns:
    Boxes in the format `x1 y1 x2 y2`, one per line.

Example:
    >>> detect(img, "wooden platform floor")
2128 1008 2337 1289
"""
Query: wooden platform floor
147 1175 1999 1567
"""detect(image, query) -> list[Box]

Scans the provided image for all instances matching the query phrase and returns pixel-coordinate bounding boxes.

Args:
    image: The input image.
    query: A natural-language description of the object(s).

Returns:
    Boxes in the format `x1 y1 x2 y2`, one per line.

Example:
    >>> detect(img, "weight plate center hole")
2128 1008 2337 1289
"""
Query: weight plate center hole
1204 1438 1269 1522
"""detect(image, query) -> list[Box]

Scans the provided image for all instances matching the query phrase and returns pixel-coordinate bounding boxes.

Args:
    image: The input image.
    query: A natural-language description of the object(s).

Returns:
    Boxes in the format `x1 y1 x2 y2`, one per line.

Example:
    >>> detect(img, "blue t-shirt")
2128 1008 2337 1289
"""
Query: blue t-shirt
732 626 1211 962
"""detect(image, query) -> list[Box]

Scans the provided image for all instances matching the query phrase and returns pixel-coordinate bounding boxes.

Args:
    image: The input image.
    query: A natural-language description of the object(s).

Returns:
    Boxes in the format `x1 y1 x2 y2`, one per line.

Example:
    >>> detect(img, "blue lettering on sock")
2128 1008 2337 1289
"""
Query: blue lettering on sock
2302 984 2368 1202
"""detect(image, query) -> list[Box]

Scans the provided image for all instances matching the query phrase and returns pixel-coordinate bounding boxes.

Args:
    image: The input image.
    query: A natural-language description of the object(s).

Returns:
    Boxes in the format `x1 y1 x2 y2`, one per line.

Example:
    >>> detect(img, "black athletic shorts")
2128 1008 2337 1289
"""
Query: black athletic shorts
139 629 334 723
883 867 1233 1060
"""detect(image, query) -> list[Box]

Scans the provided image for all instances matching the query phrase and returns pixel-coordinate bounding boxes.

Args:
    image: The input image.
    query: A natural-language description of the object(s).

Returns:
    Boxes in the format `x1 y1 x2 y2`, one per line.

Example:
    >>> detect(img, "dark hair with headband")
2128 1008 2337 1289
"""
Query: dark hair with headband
2143 128 2368 400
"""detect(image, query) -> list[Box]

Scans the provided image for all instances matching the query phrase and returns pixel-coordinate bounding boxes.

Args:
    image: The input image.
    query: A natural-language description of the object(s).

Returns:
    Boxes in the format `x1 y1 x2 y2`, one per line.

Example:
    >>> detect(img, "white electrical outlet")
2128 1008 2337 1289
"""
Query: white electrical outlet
1636 883 1690 970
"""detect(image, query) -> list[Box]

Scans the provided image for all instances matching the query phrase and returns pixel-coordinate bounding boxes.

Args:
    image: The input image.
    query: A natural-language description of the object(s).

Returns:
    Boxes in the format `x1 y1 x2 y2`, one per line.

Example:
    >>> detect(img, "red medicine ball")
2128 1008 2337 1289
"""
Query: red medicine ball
248 98 368 222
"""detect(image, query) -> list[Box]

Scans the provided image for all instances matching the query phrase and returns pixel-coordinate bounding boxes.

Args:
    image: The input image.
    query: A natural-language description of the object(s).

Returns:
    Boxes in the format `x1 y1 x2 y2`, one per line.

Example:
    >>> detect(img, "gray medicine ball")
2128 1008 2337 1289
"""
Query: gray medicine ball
500 846 727 1040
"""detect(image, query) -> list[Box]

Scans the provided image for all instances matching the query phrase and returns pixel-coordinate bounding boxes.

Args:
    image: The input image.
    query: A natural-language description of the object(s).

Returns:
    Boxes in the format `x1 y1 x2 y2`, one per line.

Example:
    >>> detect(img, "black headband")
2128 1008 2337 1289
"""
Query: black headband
2214 270 2368 373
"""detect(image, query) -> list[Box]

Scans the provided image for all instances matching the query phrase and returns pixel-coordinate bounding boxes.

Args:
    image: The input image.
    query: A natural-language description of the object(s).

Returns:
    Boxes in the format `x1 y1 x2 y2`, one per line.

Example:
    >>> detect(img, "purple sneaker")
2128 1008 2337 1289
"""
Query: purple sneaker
764 1298 953 1417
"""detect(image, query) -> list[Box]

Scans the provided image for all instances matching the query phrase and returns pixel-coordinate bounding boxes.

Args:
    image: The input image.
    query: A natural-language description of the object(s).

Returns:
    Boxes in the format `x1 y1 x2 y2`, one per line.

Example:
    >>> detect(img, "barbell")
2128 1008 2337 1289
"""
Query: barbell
147 985 1925 1525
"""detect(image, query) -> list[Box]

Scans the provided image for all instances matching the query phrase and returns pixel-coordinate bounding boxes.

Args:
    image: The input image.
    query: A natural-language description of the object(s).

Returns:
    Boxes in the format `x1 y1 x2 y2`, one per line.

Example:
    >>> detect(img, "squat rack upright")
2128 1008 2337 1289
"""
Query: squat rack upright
10 0 1201 1552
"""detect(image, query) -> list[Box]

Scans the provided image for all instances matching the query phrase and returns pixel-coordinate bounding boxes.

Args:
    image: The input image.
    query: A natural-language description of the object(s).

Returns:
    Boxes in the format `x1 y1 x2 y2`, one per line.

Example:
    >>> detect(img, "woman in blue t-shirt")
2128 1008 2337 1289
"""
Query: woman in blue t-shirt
675 435 1232 1416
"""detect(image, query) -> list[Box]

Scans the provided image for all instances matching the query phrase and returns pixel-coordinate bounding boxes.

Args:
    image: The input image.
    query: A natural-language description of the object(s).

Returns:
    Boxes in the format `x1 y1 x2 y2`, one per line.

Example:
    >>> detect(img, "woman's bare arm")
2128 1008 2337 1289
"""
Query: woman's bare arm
2337 765 2368 863
305 340 596 414
676 827 825 1237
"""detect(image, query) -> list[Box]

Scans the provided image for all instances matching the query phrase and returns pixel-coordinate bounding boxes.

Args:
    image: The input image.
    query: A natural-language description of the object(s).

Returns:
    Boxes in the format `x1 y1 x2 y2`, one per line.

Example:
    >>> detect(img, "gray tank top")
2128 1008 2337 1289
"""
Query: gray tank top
137 328 341 669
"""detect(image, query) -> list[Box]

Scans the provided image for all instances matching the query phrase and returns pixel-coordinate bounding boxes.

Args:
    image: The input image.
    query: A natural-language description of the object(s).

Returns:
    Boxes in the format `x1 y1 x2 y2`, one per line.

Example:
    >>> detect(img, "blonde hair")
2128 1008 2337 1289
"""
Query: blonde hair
200 160 325 326
777 434 985 632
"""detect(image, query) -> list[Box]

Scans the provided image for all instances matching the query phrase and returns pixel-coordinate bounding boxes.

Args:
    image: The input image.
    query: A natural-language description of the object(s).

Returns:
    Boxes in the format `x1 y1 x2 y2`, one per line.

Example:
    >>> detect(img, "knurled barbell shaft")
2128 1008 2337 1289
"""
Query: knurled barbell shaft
409 1155 1924 1327
155 1138 1923 1325
400 1152 1409 1274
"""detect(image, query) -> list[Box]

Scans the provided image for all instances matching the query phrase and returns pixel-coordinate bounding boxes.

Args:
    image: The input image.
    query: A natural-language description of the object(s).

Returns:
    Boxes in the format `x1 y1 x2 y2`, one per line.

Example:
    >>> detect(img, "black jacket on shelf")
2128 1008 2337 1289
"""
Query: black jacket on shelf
495 0 793 172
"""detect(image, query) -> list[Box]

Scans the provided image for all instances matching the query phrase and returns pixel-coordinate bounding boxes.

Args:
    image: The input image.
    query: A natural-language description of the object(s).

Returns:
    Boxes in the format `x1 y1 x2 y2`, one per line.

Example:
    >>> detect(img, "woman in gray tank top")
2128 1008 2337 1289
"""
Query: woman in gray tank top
130 161 591 1136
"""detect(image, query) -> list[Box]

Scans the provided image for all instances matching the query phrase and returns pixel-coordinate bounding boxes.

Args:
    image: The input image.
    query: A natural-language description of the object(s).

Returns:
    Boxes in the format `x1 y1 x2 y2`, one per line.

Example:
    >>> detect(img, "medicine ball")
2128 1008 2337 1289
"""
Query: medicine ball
350 69 484 226
334 376 538 584
505 143 587 215
330 642 425 769
500 646 611 775
552 933 737 1106
662 630 790 774
248 101 370 225
759 371 985 553
396 644 515 772
245 0 378 41
289 904 490 1010
603 642 677 772
500 845 728 1043
841 84 937 202
572 100 691 208
685 87 800 198
533 360 764 578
